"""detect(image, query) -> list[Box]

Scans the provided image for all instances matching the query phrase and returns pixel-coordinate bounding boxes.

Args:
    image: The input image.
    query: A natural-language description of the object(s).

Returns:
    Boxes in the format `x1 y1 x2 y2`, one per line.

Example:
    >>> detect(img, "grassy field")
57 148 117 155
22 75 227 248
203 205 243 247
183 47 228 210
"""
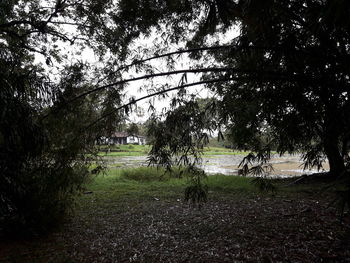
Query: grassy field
97 144 150 156
1 168 350 262
97 144 249 157
202 147 250 156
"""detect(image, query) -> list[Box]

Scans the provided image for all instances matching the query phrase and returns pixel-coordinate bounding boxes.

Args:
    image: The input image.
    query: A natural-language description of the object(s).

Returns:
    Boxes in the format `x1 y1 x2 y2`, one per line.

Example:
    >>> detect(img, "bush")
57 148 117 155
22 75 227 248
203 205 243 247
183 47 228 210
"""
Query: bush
119 166 194 182
0 144 91 236
0 87 97 236
1 166 89 236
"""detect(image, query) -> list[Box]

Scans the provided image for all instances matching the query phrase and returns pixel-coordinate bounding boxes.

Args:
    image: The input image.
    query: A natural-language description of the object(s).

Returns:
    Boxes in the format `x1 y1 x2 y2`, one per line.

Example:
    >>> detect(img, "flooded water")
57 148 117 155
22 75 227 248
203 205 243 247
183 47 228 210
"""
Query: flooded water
103 154 329 178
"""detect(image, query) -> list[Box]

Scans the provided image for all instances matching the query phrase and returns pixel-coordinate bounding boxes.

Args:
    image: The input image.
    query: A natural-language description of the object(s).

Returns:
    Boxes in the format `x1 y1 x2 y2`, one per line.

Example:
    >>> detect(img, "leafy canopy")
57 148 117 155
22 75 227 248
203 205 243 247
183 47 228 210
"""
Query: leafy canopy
112 0 350 178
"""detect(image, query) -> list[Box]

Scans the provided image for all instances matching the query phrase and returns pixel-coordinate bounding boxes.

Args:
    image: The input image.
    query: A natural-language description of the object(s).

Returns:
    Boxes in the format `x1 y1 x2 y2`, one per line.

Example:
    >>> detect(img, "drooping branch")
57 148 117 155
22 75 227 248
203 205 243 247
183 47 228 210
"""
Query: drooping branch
95 44 235 85
82 77 240 131
67 67 236 103
70 66 298 105
95 43 314 88
116 45 233 72
43 64 300 121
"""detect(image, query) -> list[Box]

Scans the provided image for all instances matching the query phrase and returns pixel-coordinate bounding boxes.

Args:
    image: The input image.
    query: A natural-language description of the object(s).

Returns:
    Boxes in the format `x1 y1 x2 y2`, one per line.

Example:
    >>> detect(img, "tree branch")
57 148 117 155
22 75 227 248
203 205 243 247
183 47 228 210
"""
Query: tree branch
96 45 234 85
95 43 311 87
83 77 239 131
68 67 236 103
43 65 298 121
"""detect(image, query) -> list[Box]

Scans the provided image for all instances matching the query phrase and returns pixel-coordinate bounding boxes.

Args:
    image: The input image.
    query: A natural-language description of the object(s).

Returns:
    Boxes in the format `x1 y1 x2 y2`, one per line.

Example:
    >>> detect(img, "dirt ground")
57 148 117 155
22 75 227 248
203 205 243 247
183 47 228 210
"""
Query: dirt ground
1 189 350 262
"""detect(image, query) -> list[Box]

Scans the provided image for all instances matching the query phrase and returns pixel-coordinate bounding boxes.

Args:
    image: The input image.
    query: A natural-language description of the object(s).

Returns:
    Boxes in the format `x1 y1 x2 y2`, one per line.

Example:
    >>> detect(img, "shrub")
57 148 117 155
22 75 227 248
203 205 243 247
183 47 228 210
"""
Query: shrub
0 78 99 236
119 166 197 182
1 164 89 236
120 167 174 181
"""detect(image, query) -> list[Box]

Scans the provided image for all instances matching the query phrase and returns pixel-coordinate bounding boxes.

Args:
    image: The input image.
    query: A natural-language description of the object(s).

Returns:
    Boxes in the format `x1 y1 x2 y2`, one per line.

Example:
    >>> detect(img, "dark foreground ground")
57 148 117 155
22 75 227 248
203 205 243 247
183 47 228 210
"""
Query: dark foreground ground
1 175 350 262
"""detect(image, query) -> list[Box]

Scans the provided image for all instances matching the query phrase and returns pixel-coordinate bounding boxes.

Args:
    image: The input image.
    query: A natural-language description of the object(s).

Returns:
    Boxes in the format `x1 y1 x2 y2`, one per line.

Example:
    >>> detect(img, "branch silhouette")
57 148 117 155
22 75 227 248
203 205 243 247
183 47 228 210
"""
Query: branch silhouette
95 44 234 85
69 67 236 103
82 77 238 131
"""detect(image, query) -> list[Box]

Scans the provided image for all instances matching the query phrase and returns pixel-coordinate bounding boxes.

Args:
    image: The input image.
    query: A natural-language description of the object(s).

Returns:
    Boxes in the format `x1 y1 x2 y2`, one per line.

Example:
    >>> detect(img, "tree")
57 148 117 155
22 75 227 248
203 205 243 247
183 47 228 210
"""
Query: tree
0 0 128 234
111 0 350 178
126 123 139 136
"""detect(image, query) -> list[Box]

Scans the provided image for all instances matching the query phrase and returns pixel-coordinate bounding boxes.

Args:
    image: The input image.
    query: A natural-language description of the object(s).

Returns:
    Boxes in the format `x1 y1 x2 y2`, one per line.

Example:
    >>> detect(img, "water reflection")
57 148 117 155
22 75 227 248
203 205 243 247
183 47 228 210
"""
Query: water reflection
103 154 329 178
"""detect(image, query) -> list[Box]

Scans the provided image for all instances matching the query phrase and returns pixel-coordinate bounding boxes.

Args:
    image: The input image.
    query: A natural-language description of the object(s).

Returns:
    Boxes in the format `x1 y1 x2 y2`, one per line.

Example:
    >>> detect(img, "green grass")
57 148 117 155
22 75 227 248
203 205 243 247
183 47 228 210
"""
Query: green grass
98 151 146 156
202 147 249 156
117 166 186 181
203 146 234 152
99 144 150 152
203 150 250 156
81 168 189 206
97 144 250 157
97 144 150 156
84 166 329 205
206 174 255 192
81 167 260 207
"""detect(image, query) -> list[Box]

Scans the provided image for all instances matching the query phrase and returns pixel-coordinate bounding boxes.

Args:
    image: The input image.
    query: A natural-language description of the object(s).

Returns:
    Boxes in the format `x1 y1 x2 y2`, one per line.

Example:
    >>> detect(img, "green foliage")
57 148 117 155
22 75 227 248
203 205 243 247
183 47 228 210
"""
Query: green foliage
147 98 217 170
0 1 129 235
206 175 254 192
117 166 204 182
207 136 236 149
98 151 145 157
184 167 208 206
119 167 178 182
184 183 208 206
251 177 276 194
126 123 140 137
1 165 89 236
0 62 101 236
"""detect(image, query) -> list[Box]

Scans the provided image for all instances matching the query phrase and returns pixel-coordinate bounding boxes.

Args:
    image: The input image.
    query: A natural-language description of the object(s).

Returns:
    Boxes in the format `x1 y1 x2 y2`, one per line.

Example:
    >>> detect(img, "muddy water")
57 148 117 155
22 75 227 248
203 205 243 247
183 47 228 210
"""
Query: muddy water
201 154 329 178
103 154 329 178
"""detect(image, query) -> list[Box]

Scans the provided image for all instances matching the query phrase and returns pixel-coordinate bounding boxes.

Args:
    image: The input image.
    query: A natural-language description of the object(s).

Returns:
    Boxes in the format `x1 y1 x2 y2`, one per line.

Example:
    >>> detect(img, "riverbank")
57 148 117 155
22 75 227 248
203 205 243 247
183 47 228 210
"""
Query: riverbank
1 169 349 262
100 152 328 178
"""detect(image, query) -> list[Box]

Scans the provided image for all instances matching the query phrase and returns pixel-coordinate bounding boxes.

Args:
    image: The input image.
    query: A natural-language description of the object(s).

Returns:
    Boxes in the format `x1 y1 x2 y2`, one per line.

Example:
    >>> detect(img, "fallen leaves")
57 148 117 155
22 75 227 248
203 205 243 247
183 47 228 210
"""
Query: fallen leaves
1 191 350 262
49 194 350 262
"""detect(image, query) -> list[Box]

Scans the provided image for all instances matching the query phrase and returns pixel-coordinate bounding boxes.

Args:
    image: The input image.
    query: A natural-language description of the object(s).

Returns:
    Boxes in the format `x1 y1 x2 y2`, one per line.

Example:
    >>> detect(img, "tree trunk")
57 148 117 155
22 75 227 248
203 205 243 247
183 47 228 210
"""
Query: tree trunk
324 137 346 177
